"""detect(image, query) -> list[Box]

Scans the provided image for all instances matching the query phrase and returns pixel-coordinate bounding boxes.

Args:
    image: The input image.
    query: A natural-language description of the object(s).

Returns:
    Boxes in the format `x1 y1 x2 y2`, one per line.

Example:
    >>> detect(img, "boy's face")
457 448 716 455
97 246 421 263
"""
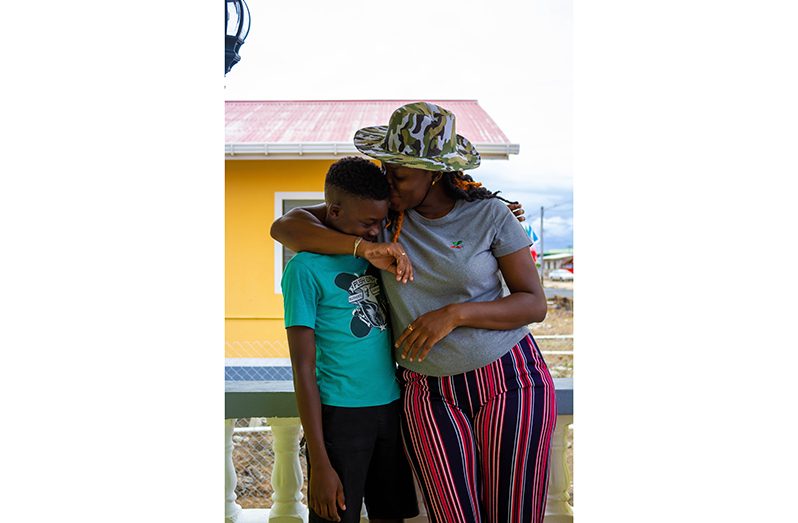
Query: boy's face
329 195 388 242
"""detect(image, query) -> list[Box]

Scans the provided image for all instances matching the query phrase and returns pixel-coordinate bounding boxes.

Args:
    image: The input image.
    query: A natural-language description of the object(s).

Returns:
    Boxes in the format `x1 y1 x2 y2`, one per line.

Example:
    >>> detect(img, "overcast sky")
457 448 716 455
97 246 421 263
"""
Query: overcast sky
224 0 573 249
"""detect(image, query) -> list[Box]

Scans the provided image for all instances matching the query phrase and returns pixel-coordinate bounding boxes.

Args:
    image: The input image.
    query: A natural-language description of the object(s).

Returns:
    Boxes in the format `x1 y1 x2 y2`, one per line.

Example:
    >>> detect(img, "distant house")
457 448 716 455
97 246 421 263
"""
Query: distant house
541 249 574 277
225 100 520 370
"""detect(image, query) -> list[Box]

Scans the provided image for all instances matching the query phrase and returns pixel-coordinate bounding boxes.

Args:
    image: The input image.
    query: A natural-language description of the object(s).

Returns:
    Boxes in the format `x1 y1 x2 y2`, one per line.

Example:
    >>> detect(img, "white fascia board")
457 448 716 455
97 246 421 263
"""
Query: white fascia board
475 143 521 157
225 142 520 160
226 142 359 160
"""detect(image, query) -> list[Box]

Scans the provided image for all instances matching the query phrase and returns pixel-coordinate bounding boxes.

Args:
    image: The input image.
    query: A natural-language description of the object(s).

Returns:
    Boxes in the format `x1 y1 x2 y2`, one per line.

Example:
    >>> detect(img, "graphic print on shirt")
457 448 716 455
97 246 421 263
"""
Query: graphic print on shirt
334 272 389 338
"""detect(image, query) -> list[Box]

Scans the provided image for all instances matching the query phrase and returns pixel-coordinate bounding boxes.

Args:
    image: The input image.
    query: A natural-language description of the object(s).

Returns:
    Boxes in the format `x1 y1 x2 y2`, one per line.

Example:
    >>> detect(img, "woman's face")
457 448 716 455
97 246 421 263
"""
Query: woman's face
382 163 434 212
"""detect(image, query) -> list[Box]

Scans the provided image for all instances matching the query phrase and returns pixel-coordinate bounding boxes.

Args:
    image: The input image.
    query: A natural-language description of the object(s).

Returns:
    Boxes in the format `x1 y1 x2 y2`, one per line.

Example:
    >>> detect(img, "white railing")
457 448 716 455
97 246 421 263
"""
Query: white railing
224 379 573 523
225 416 573 523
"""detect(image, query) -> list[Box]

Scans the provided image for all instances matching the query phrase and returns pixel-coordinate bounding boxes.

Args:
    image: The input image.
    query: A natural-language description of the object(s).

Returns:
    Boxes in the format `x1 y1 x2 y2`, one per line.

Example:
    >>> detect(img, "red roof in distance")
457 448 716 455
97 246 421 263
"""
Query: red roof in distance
225 100 512 144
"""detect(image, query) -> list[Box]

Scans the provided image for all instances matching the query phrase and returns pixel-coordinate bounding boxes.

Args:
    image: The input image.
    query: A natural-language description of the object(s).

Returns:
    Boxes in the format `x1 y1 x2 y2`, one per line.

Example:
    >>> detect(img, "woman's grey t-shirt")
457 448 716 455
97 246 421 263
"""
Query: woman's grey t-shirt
378 198 533 377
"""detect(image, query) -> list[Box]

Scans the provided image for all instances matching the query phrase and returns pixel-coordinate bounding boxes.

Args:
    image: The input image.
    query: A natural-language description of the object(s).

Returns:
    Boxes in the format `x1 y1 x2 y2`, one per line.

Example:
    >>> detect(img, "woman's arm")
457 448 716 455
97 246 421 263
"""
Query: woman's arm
454 246 547 327
395 246 546 362
270 205 414 282
270 204 352 254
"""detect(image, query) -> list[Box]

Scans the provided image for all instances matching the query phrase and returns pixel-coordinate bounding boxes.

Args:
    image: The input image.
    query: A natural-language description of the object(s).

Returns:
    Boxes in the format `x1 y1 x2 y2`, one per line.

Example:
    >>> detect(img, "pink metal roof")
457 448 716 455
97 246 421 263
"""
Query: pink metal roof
225 100 511 144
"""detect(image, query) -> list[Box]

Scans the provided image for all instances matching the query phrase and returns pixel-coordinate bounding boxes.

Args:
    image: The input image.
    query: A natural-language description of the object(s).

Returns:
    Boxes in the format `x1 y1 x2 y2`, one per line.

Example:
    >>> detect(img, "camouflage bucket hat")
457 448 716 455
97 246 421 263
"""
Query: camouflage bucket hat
353 102 481 172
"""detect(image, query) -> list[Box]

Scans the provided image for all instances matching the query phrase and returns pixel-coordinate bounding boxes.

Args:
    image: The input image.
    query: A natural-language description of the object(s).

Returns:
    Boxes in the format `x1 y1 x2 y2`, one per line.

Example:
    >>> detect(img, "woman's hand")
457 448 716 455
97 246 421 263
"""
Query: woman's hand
359 242 414 283
309 462 346 522
395 305 460 362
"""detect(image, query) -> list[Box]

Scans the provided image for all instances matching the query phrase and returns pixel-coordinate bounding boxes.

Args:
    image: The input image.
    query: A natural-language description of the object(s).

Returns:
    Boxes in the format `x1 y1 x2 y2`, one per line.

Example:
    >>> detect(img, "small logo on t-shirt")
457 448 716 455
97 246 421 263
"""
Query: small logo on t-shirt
334 272 389 338
450 240 464 249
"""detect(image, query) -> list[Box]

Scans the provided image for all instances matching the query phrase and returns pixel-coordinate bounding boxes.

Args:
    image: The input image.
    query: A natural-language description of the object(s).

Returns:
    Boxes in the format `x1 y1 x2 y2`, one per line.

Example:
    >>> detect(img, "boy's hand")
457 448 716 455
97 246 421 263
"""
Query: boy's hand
310 463 346 522
360 241 414 283
508 202 525 222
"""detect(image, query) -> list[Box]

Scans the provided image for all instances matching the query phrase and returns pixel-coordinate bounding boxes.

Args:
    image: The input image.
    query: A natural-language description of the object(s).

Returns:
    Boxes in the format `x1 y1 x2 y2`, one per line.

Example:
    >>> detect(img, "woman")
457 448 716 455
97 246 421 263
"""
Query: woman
271 102 557 523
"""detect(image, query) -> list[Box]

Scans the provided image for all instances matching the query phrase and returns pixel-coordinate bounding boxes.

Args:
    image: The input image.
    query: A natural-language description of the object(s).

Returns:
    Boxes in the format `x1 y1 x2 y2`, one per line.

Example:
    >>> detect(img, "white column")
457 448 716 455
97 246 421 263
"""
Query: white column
404 476 429 523
267 417 308 523
544 414 574 523
225 419 243 523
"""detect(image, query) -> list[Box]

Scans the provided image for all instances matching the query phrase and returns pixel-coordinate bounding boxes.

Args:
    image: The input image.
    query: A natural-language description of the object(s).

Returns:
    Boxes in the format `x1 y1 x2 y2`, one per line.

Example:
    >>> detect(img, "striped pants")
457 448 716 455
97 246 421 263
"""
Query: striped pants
398 334 557 523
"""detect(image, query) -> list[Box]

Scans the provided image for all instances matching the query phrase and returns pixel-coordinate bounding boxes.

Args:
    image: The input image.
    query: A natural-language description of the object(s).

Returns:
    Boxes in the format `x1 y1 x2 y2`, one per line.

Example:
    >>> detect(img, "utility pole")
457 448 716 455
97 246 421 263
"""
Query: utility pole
539 205 545 283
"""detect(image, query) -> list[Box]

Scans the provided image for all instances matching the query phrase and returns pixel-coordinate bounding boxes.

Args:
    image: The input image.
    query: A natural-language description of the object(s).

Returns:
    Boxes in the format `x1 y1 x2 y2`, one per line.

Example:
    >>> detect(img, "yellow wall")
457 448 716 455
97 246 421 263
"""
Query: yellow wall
225 159 333 358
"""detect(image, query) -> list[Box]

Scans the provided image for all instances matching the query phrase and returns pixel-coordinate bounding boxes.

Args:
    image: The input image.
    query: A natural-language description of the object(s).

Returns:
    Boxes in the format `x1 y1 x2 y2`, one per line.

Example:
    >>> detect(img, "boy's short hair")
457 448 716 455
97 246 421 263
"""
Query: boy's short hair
325 157 390 201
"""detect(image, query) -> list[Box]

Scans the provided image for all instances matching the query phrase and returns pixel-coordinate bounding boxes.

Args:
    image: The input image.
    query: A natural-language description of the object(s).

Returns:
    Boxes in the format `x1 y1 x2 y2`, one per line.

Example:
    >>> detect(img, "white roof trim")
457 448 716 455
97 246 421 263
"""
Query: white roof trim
225 142 520 160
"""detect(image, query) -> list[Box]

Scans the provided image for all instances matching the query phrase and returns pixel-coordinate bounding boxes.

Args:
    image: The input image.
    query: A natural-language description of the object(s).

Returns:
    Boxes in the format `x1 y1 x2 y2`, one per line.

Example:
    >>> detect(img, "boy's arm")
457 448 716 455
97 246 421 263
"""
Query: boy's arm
270 204 414 282
287 326 346 522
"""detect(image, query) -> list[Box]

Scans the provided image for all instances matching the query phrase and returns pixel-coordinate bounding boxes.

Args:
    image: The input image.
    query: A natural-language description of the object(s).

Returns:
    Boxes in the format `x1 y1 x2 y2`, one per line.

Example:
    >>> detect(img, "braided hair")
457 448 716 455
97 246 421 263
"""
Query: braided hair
386 170 517 242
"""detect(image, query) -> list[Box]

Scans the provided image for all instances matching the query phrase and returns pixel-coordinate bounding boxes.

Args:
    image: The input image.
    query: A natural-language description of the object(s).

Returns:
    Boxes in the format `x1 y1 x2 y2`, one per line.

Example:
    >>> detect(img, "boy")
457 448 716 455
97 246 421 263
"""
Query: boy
281 157 418 523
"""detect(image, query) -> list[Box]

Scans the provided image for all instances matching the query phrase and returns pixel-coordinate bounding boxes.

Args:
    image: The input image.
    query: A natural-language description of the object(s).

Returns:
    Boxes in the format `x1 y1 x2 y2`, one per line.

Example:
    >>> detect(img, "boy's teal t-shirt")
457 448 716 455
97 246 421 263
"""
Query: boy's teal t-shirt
281 252 399 407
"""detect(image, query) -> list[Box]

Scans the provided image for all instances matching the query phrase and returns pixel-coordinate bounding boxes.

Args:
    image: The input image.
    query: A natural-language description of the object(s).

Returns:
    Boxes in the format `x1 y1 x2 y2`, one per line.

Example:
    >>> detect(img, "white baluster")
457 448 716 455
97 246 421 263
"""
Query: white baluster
225 419 243 523
404 475 428 523
544 414 574 523
268 417 308 523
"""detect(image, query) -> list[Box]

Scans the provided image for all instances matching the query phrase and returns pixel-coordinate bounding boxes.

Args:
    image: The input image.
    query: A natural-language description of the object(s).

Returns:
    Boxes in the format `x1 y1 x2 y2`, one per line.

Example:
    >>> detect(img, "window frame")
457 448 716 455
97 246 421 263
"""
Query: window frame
273 191 325 294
